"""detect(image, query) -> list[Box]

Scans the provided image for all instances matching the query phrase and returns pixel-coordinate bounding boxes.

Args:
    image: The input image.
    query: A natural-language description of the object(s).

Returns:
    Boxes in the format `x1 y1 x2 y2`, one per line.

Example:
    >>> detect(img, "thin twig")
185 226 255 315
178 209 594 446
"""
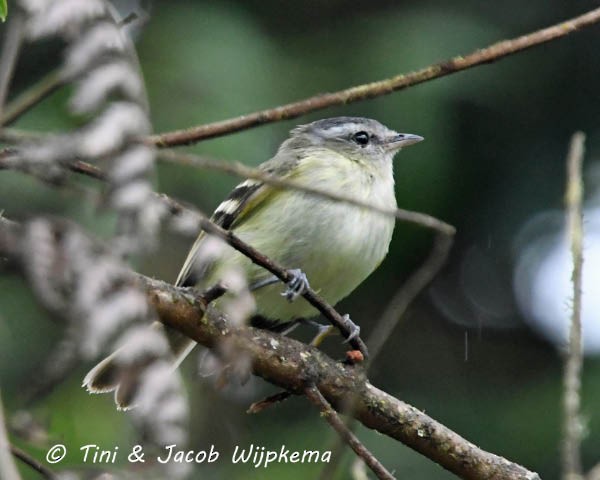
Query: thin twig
321 232 454 479
0 391 22 480
157 150 455 235
198 212 369 355
367 232 454 363
305 385 395 480
148 7 600 147
0 70 64 127
0 13 24 123
0 10 141 128
10 445 58 480
5 150 455 236
562 131 586 480
66 159 107 180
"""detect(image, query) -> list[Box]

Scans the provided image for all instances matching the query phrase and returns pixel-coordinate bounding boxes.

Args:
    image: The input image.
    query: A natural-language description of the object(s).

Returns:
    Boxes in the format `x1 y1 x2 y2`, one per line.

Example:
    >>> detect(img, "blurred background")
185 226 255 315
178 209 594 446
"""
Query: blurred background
1 0 600 478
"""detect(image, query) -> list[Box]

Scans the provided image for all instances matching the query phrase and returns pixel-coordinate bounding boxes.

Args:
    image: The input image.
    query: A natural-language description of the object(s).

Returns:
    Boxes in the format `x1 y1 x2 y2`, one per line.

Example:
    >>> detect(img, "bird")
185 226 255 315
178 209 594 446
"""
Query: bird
84 116 423 407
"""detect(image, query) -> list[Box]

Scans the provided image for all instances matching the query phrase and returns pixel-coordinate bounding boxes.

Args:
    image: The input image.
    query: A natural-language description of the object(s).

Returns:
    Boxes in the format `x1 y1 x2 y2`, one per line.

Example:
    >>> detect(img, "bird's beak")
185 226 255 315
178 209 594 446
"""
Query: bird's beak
385 133 424 150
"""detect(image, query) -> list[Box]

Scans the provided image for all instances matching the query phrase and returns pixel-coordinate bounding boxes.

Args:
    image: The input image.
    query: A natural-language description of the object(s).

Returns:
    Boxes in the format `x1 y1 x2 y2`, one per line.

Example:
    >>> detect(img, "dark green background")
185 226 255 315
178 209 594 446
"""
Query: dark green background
1 1 599 478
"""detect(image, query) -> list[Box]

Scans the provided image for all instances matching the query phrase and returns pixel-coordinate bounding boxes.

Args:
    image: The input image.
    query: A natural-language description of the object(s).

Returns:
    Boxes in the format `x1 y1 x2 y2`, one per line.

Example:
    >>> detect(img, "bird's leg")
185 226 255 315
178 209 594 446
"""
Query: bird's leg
249 276 279 291
304 319 359 347
282 268 310 301
306 321 335 347
340 314 361 343
249 268 310 302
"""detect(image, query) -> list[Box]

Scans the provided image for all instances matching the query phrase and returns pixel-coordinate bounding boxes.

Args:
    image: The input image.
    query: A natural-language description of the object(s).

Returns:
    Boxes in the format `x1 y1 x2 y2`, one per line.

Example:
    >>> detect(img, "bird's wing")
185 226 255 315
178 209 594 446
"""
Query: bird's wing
175 178 274 287
175 148 302 287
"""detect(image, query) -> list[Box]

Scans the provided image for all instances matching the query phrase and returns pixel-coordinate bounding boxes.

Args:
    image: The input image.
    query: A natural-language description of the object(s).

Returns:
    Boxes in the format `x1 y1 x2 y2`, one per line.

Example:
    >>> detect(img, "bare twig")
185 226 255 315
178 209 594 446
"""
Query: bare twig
2 149 455 236
148 7 600 147
197 211 370 355
10 445 58 480
562 132 586 480
0 13 24 123
321 232 454 479
0 391 22 480
320 228 452 478
367 232 454 363
305 385 395 480
0 10 140 127
157 150 455 235
0 70 64 127
66 159 107 181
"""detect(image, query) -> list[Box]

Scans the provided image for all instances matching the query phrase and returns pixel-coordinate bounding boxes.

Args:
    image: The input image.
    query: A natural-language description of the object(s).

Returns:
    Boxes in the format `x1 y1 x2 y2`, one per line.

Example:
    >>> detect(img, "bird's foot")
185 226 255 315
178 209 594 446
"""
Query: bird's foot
281 268 310 302
340 314 361 343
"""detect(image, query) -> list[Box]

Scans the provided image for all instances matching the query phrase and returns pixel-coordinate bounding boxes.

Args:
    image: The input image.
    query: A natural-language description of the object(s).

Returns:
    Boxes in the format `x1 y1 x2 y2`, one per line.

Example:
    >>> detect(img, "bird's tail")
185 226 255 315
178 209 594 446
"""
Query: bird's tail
83 323 196 410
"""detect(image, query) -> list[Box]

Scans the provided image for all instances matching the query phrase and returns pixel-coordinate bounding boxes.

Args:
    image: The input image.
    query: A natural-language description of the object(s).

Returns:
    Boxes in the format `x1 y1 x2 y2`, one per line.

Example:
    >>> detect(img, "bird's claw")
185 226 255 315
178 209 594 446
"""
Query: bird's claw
281 269 310 302
341 314 361 343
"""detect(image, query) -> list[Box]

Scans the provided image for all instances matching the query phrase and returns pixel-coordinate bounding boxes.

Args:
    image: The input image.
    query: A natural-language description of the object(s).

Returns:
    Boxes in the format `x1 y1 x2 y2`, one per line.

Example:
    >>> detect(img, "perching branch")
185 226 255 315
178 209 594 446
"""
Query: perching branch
148 7 600 147
562 132 586 480
144 275 540 480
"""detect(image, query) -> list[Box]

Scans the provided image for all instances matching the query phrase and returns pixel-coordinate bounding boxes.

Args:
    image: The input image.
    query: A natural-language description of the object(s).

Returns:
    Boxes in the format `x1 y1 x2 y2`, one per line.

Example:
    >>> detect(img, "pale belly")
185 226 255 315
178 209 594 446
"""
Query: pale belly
210 187 395 322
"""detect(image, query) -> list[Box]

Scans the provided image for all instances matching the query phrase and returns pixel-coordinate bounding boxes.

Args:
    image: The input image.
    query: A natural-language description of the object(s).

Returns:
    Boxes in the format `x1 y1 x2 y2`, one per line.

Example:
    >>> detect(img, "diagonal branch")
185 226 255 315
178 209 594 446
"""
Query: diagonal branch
148 7 600 147
0 70 64 127
367 232 454 363
10 445 58 480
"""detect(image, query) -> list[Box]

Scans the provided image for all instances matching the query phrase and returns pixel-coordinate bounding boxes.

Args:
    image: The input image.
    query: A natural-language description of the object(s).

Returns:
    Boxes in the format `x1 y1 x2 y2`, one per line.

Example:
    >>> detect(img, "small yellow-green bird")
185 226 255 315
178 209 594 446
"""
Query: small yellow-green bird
85 116 423 406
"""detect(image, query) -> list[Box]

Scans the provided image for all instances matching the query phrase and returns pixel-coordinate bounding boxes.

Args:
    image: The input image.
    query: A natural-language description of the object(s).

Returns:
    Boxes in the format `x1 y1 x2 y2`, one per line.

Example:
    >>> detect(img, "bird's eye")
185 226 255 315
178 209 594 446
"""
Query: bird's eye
352 131 370 146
